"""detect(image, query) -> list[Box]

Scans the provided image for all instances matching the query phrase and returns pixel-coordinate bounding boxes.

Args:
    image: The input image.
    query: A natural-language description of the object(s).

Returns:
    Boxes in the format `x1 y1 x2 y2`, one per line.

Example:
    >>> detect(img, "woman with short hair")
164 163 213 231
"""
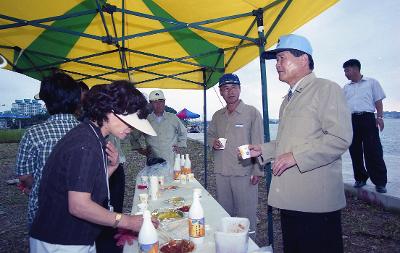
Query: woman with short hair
29 81 157 253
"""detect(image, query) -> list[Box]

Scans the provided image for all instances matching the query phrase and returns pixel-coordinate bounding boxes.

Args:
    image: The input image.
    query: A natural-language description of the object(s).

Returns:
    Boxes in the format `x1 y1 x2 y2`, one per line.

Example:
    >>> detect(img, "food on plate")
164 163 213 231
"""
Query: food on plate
164 196 185 206
160 239 195 253
177 205 190 212
229 223 247 233
152 209 184 221
161 185 179 191
137 184 147 189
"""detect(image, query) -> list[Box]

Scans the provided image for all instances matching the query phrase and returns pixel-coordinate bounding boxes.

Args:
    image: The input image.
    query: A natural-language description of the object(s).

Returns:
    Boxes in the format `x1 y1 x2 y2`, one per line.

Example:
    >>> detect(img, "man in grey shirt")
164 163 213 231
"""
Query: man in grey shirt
207 73 264 235
343 59 387 193
130 90 187 168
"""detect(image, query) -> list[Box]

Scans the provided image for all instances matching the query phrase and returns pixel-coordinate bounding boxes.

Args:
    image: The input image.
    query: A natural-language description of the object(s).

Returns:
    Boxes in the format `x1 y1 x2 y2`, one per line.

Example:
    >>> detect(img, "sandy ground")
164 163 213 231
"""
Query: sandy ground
1 140 399 253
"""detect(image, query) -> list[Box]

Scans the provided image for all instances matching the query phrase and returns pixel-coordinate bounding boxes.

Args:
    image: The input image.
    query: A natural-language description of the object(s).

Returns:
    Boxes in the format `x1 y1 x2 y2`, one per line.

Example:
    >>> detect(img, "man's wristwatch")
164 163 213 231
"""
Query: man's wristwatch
113 213 122 228
377 116 384 119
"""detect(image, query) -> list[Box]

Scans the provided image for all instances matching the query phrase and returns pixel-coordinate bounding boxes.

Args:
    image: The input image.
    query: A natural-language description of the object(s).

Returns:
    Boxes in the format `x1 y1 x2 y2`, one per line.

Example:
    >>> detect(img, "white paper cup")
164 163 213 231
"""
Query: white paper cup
158 176 165 186
218 138 227 149
187 173 195 182
137 202 148 212
139 193 148 204
150 176 159 200
180 174 187 184
238 144 251 159
141 176 148 185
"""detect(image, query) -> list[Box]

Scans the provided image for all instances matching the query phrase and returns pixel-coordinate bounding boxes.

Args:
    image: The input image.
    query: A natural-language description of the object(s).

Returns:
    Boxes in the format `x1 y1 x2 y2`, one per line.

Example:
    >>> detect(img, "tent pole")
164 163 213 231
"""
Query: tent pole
255 9 274 247
202 69 208 189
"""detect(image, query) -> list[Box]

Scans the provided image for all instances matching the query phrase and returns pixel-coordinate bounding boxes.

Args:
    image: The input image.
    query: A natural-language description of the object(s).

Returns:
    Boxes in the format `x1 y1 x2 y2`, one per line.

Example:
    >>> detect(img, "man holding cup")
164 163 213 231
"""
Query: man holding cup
250 34 353 252
207 73 264 236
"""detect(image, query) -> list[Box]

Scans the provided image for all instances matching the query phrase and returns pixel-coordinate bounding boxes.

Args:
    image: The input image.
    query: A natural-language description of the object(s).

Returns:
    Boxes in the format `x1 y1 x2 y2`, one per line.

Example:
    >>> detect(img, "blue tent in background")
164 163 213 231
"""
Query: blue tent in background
0 113 30 119
176 108 200 120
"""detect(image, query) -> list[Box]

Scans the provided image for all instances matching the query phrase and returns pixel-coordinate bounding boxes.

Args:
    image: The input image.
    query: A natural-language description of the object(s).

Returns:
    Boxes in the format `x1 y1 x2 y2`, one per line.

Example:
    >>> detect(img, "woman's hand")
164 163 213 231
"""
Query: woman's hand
106 141 119 168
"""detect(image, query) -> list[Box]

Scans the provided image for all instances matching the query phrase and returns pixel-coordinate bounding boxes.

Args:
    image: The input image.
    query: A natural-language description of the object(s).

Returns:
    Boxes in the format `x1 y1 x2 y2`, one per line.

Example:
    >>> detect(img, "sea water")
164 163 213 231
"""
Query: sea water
187 119 400 182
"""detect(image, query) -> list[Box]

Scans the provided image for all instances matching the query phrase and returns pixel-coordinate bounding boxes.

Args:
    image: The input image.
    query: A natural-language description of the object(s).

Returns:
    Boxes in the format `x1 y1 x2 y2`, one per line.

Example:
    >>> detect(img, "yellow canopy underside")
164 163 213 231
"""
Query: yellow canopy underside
0 0 338 89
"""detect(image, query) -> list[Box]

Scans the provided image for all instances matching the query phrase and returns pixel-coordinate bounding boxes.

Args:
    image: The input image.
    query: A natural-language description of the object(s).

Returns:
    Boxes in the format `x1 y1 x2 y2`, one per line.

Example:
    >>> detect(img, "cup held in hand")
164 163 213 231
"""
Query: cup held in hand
218 138 227 150
238 145 251 159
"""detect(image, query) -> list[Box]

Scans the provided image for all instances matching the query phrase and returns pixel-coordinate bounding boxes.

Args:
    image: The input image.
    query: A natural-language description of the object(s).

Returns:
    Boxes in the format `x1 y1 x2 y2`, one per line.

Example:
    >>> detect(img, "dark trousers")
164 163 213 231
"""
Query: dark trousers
349 113 387 186
280 209 343 253
96 164 125 253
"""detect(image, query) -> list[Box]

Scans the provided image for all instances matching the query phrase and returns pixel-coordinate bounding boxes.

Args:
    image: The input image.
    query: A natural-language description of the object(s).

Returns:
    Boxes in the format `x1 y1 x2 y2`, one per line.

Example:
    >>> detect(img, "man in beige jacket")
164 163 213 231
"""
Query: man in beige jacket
250 34 352 253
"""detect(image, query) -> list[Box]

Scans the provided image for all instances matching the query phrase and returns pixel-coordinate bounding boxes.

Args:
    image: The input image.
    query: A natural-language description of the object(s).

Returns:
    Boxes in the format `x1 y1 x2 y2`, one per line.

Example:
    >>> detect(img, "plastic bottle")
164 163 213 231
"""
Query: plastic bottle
189 190 205 245
183 154 192 175
173 154 181 180
138 210 159 253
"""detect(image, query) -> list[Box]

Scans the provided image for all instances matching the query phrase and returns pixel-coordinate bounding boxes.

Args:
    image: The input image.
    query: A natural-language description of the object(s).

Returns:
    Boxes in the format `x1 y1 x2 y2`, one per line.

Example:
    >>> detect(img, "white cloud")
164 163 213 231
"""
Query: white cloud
0 69 41 111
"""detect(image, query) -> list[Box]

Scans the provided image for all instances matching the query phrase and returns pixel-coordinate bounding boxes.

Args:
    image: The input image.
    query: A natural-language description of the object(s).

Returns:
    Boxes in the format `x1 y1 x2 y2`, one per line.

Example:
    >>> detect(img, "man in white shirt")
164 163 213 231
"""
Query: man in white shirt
343 59 387 193
130 90 187 168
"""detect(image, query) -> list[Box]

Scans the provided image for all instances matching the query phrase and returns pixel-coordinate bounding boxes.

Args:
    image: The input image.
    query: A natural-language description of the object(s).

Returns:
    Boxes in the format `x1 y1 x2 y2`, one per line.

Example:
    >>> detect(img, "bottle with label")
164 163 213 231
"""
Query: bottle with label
189 190 205 245
138 210 159 253
183 154 191 175
173 154 181 181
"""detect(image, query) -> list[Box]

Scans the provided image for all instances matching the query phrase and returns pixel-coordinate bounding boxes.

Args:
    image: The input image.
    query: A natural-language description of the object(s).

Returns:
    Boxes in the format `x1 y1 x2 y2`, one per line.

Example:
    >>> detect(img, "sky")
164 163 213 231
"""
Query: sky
1 0 399 119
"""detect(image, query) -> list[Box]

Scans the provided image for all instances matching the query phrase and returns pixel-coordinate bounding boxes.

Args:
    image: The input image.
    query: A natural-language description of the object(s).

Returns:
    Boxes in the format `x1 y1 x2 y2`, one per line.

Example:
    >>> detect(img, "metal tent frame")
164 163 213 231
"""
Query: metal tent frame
0 0 336 246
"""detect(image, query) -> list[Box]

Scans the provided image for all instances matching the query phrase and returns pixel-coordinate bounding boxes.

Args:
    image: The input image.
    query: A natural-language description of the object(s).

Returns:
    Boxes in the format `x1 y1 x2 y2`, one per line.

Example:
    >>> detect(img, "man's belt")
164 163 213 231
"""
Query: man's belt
352 111 373 116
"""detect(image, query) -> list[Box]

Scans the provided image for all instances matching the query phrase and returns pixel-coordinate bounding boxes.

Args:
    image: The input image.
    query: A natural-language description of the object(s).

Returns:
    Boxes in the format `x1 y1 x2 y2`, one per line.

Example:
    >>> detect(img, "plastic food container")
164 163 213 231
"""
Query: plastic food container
214 217 250 253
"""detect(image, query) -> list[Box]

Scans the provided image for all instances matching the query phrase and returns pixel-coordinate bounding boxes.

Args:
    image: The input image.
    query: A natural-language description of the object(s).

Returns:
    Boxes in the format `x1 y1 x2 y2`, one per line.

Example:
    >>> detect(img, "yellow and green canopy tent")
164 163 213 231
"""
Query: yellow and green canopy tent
1 0 337 89
0 0 339 245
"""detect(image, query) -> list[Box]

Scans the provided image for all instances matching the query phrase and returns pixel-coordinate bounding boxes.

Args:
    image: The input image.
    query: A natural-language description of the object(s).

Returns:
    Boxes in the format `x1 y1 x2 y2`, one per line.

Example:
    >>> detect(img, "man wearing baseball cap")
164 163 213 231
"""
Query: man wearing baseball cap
207 73 264 237
249 34 353 252
130 89 187 168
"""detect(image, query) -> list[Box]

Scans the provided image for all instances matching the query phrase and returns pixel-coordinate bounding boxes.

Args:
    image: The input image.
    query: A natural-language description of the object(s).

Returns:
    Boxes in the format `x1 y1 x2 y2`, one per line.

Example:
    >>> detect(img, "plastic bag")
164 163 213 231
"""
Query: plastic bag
136 159 172 183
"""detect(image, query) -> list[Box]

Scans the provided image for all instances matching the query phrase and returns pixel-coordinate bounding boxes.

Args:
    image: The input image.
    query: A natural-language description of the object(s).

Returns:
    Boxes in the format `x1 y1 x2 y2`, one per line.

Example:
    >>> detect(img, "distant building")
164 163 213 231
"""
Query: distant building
11 99 45 116
0 119 6 128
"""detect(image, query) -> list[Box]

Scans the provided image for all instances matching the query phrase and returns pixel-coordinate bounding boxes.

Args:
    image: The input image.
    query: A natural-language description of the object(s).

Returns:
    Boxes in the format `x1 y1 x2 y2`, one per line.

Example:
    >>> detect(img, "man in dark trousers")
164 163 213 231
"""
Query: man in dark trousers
250 34 352 253
343 59 387 193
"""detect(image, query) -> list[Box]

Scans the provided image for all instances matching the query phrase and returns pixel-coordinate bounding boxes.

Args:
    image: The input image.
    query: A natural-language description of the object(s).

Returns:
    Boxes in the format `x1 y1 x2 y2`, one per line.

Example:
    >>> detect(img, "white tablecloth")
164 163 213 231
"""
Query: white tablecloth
123 178 259 253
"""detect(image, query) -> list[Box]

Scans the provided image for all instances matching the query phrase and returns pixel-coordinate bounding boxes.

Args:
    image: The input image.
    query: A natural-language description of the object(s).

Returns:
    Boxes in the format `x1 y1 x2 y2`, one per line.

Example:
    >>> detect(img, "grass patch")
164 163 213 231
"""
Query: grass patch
0 129 25 143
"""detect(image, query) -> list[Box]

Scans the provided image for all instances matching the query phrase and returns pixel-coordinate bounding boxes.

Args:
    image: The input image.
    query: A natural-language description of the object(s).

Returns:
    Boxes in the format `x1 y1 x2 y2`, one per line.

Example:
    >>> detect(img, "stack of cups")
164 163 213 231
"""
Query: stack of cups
187 173 195 182
149 176 159 200
180 174 187 184
140 175 148 189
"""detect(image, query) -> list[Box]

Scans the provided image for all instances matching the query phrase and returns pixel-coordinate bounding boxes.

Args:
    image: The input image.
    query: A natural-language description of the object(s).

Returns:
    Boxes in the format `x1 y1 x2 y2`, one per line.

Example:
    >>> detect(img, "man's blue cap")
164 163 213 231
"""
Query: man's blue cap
218 73 241 87
262 34 312 60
